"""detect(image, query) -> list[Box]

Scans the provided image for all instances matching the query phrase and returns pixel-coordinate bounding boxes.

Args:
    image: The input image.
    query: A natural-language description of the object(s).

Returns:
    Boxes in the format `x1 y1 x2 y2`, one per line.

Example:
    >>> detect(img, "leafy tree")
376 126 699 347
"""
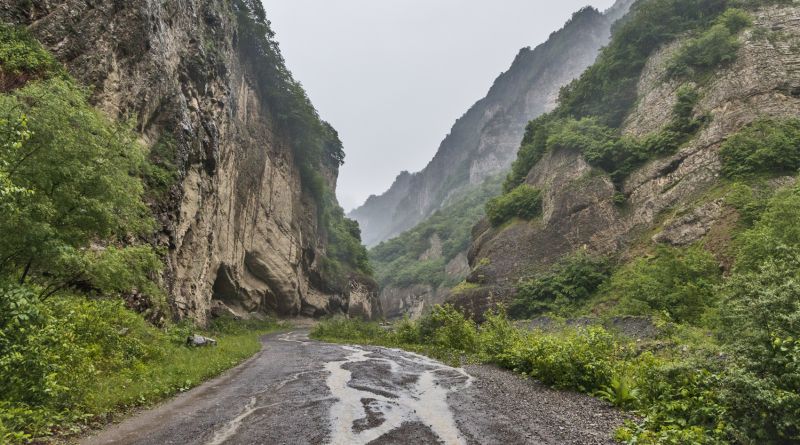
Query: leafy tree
0 78 158 296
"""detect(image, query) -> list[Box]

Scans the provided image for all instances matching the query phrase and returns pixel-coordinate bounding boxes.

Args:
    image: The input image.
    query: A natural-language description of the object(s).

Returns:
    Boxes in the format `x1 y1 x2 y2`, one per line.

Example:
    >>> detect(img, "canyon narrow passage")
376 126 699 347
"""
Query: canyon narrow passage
82 332 626 445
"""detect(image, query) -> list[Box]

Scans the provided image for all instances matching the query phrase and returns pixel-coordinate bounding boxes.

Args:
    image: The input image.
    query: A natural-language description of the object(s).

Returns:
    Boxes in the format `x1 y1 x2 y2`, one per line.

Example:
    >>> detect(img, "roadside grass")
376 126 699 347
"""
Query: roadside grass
308 305 764 444
311 320 469 368
81 319 287 423
0 295 287 444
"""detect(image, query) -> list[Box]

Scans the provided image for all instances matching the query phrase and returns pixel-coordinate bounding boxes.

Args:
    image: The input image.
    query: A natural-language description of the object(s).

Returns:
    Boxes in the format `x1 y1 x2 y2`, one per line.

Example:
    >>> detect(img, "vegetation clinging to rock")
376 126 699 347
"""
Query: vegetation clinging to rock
485 184 543 227
720 118 800 179
233 1 370 286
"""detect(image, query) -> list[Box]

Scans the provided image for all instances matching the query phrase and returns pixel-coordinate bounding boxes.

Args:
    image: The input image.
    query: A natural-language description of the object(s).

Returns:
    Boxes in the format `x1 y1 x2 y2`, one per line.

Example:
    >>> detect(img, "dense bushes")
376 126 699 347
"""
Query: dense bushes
605 246 721 325
720 118 800 179
509 252 610 319
0 286 282 442
485 184 543 226
667 9 751 78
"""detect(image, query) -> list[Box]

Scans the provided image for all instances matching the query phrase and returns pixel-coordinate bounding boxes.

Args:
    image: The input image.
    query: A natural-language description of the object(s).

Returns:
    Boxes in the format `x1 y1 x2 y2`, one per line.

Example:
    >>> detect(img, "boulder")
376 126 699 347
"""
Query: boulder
187 334 217 347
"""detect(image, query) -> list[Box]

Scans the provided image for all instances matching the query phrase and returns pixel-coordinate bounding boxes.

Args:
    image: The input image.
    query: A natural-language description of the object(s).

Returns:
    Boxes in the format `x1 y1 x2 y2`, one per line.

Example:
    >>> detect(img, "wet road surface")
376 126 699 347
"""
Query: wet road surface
82 331 626 445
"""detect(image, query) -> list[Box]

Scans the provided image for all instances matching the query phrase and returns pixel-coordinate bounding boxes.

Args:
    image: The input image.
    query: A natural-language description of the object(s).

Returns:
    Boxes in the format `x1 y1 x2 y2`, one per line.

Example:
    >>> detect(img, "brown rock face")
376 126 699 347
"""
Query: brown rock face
459 4 800 317
1 0 378 322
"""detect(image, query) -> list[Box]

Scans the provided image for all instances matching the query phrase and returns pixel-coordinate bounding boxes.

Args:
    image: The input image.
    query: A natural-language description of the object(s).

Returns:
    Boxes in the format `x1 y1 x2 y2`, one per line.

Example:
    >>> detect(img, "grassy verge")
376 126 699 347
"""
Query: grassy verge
81 318 287 426
0 292 286 444
310 303 791 445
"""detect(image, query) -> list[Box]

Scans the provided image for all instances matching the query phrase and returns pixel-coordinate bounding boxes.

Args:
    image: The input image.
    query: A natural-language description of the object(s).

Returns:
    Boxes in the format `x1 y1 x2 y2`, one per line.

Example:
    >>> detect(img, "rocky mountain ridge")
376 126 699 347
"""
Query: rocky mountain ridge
349 0 635 247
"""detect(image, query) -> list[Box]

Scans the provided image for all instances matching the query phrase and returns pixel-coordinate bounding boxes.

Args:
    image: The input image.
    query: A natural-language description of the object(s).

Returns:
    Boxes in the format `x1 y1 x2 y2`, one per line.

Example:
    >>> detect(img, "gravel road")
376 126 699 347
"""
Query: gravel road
81 331 627 445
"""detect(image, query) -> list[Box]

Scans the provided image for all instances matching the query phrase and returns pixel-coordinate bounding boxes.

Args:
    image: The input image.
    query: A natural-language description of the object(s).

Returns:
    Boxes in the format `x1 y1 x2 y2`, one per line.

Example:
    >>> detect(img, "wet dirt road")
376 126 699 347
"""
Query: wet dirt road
82 331 626 445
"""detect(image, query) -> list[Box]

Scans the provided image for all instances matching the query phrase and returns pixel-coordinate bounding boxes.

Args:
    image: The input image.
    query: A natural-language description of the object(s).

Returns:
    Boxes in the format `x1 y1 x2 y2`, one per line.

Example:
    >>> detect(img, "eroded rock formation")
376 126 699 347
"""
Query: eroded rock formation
1 0 379 322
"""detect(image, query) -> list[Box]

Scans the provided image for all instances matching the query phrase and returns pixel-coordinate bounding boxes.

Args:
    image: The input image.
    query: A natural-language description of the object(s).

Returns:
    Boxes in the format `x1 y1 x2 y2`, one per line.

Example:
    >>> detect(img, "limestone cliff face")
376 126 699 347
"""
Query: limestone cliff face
1 0 379 322
349 0 634 247
457 4 800 317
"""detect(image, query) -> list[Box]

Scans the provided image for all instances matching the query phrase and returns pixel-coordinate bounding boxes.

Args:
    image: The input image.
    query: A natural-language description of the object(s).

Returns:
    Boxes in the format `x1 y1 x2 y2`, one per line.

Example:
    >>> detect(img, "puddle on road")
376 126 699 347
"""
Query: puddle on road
324 345 473 445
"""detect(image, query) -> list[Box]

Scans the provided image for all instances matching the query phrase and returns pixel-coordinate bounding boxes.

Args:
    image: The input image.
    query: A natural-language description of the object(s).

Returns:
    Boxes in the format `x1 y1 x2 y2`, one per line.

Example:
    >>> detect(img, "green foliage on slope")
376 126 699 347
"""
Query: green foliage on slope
509 252 611 319
504 84 704 193
720 118 800 179
605 245 721 325
370 177 503 289
485 184 543 227
0 25 63 82
667 8 753 78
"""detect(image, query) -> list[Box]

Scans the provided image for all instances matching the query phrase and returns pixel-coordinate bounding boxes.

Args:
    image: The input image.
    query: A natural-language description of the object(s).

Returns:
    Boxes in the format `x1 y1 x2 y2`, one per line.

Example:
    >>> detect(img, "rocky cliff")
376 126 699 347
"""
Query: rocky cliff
1 0 379 322
349 0 634 247
455 2 800 317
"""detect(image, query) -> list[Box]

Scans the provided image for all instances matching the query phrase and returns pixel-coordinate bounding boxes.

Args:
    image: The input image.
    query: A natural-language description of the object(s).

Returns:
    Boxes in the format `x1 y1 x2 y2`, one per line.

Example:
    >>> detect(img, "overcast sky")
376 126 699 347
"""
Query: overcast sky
262 0 617 211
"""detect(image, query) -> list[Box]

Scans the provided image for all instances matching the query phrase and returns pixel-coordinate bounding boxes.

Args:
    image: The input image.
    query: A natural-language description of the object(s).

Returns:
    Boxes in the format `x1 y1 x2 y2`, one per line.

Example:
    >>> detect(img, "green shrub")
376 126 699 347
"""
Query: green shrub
605 246 721 325
719 249 800 442
734 184 800 270
485 184 543 226
416 304 479 352
623 360 728 444
141 135 179 200
498 326 621 392
509 252 610 319
720 118 800 179
0 25 63 79
311 317 383 342
668 9 751 78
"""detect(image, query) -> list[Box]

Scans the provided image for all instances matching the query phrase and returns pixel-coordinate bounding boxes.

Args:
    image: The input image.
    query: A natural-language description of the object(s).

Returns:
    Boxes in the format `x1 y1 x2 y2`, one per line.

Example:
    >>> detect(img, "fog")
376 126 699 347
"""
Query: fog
262 0 617 210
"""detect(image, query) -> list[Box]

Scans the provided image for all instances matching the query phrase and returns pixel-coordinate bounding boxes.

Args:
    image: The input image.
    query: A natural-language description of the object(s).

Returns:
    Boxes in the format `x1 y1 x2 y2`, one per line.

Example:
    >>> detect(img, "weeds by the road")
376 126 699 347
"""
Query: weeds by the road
310 305 791 444
0 295 285 444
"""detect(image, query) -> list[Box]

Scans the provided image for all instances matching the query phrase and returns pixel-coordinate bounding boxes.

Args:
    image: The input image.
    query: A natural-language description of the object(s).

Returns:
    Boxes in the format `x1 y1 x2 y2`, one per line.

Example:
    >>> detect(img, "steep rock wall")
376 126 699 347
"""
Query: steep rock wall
1 0 379 322
457 4 800 317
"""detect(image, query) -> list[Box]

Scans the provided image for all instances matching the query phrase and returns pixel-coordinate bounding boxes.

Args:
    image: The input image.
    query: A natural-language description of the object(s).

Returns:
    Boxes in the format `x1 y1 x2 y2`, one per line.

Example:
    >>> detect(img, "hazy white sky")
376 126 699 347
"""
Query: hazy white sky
262 1 617 211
